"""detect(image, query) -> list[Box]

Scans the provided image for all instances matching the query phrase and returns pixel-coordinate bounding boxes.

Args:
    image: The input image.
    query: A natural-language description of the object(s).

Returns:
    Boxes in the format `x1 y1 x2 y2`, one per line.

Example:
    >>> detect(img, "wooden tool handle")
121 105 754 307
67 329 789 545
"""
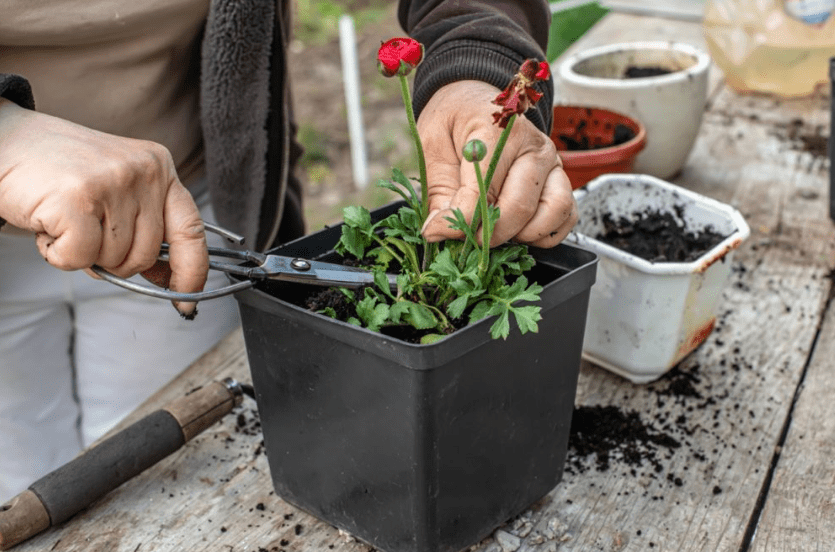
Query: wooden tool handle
0 379 242 550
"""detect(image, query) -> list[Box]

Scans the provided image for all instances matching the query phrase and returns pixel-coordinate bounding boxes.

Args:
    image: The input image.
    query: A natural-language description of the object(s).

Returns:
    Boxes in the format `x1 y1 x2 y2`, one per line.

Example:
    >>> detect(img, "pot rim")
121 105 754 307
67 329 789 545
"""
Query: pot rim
557 41 711 90
567 173 750 275
552 104 647 164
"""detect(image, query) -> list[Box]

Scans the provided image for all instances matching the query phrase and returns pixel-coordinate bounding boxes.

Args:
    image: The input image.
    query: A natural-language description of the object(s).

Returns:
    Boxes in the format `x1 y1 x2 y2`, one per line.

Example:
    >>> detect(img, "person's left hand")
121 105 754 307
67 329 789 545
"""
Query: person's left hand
417 80 577 248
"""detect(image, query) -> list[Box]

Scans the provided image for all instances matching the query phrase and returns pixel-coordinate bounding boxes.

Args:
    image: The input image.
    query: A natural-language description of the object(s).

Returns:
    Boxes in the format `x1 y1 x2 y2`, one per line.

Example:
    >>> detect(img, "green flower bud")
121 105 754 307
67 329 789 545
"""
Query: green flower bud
462 139 487 162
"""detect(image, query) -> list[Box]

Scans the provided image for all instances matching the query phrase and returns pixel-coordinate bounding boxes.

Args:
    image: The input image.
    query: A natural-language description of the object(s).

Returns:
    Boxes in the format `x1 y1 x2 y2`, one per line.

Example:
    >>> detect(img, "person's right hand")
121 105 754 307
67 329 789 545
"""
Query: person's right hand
0 98 207 316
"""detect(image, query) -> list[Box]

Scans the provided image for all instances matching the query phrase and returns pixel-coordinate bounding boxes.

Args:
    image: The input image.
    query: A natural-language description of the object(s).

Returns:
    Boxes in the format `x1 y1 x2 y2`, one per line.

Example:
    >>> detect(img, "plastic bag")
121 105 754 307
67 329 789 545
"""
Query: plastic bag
703 0 835 97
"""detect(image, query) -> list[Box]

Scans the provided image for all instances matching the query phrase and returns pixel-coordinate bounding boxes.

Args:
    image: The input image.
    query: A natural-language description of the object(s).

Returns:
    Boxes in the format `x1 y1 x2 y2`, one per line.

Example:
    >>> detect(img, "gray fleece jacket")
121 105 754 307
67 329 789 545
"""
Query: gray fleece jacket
1 0 553 250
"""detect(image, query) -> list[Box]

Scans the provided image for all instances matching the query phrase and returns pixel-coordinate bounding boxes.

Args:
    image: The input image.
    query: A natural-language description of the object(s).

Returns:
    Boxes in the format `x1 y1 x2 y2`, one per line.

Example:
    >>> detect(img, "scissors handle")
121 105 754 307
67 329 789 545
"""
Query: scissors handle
90 222 258 301
90 223 395 302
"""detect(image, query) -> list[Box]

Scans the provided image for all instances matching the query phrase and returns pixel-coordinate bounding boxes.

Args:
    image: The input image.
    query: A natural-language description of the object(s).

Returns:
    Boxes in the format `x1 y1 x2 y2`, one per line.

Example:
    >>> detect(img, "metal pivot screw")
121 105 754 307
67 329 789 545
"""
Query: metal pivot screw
291 259 312 271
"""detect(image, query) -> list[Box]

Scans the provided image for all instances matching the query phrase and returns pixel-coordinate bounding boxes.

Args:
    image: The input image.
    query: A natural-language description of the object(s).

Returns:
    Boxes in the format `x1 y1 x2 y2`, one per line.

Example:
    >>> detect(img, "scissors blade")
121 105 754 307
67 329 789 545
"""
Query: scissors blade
258 256 398 290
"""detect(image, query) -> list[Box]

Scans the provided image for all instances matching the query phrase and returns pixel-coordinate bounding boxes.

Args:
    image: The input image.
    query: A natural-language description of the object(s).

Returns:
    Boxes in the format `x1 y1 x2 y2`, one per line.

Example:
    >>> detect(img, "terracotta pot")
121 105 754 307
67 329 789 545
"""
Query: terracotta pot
556 41 710 179
550 105 647 189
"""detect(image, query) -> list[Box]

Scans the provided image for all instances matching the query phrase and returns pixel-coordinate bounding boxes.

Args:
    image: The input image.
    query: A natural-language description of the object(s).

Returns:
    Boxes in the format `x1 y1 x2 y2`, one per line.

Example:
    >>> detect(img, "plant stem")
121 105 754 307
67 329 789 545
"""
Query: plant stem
473 160 490 277
398 74 428 224
484 114 516 194
397 73 434 269
461 114 518 272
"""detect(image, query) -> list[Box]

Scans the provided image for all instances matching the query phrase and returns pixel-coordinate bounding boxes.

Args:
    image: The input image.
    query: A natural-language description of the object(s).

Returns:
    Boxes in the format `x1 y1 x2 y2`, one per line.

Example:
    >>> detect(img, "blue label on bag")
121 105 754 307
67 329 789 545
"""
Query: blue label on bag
784 0 835 24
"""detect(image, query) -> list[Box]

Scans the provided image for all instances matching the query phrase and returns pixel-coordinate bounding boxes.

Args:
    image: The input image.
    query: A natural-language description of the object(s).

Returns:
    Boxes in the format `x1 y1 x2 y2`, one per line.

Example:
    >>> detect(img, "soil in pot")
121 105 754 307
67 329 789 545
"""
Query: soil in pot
623 65 674 78
594 206 727 263
559 119 637 151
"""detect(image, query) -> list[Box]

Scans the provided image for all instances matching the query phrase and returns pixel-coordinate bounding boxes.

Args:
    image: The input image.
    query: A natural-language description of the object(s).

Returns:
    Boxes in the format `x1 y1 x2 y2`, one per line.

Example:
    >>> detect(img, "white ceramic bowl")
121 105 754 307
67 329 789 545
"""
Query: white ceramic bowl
566 174 750 383
557 42 711 180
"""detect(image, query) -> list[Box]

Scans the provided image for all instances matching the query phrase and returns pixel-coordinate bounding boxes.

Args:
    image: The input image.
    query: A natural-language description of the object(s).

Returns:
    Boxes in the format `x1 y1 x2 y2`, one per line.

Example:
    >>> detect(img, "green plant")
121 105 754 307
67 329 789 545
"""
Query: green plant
320 39 551 342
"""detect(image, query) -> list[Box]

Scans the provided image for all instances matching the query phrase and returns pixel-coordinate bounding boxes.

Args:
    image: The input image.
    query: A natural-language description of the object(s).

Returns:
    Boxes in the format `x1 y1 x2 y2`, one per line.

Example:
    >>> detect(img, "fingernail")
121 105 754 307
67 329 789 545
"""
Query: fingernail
175 301 199 320
421 209 440 234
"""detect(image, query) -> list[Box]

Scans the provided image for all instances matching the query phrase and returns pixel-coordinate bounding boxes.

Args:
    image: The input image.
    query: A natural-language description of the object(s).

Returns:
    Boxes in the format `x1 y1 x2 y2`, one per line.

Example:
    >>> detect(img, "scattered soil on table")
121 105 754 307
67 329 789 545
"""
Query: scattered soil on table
557 121 636 151
566 405 681 475
786 117 829 158
566 360 728 489
595 207 727 263
623 65 673 78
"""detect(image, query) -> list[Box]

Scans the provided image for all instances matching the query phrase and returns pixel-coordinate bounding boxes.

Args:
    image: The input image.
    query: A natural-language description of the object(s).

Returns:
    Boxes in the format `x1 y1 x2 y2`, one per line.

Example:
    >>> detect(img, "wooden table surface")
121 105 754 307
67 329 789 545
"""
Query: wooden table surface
16 11 835 552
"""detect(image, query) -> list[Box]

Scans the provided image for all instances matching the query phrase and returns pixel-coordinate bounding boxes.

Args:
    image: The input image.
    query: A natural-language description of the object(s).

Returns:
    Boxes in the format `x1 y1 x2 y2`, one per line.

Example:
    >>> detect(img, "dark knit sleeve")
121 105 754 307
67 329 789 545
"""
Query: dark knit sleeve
398 0 553 133
0 74 35 110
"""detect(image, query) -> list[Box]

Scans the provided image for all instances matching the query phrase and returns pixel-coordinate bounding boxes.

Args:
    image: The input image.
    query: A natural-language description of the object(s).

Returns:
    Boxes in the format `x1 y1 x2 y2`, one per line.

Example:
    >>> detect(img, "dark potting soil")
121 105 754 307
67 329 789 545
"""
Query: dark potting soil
595 208 727 263
558 121 636 151
567 405 680 474
623 65 673 78
304 284 469 343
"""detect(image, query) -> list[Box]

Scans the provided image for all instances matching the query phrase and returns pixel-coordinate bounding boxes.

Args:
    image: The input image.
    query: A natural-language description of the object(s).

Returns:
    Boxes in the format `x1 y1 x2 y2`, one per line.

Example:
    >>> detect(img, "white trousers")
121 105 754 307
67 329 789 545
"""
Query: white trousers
0 199 241 502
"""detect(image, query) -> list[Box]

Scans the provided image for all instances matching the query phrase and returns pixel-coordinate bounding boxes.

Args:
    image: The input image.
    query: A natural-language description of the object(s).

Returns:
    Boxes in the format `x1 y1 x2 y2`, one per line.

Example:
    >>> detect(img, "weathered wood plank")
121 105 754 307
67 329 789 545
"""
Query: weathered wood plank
14 329 380 552
12 12 835 552
749 257 835 549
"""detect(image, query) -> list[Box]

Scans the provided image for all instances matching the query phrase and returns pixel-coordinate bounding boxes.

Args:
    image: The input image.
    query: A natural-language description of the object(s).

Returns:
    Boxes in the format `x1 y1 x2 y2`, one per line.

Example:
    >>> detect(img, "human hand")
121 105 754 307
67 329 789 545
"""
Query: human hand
417 80 577 248
0 99 207 316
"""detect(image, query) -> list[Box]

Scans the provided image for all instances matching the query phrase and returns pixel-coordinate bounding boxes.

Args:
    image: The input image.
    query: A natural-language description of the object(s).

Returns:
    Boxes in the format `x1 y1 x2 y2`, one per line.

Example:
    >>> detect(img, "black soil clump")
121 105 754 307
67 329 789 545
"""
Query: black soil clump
624 65 673 78
595 207 727 263
567 405 680 474
305 287 358 321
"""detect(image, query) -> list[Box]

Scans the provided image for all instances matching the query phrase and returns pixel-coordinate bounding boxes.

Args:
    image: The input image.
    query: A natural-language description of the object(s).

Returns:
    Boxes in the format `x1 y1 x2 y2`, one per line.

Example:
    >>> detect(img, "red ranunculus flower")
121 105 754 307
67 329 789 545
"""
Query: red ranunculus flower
377 37 424 77
491 59 551 128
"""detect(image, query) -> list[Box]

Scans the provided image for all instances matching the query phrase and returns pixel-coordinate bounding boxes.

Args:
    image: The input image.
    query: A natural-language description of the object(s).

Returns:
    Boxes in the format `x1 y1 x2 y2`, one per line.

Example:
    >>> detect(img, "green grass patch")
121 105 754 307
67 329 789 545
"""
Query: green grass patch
294 0 390 44
547 2 609 61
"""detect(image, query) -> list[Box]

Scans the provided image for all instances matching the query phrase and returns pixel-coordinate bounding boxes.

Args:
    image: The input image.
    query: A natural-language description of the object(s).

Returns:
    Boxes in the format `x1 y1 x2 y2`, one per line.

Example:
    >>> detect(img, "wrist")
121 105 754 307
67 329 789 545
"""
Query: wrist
0 98 26 231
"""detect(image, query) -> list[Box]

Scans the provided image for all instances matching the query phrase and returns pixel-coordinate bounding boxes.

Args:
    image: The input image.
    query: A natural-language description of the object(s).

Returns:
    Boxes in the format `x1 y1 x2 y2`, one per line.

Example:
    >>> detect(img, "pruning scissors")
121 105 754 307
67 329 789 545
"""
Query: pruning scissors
90 222 397 302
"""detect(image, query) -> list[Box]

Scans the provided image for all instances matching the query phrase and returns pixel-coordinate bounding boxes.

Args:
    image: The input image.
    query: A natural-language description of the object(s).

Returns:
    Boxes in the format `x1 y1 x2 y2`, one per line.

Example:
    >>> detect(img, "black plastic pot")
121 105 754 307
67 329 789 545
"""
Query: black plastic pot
234 202 597 552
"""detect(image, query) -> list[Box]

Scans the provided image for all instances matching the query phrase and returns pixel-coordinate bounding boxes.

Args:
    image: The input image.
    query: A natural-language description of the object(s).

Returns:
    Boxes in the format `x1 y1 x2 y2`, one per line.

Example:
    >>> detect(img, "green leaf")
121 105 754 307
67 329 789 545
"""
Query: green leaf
402 301 438 330
391 168 419 203
366 245 394 268
490 311 511 340
374 268 396 299
445 209 478 249
336 225 369 259
355 294 390 332
420 333 446 345
388 301 410 324
319 307 338 319
469 300 495 324
496 276 542 303
430 248 459 279
396 273 412 295
511 305 542 335
377 178 415 207
446 295 470 319
343 205 372 229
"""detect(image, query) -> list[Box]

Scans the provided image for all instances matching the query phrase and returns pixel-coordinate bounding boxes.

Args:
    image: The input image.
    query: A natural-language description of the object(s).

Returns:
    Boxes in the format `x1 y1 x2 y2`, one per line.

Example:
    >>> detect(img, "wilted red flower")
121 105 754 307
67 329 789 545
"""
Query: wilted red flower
377 37 424 77
491 59 551 128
